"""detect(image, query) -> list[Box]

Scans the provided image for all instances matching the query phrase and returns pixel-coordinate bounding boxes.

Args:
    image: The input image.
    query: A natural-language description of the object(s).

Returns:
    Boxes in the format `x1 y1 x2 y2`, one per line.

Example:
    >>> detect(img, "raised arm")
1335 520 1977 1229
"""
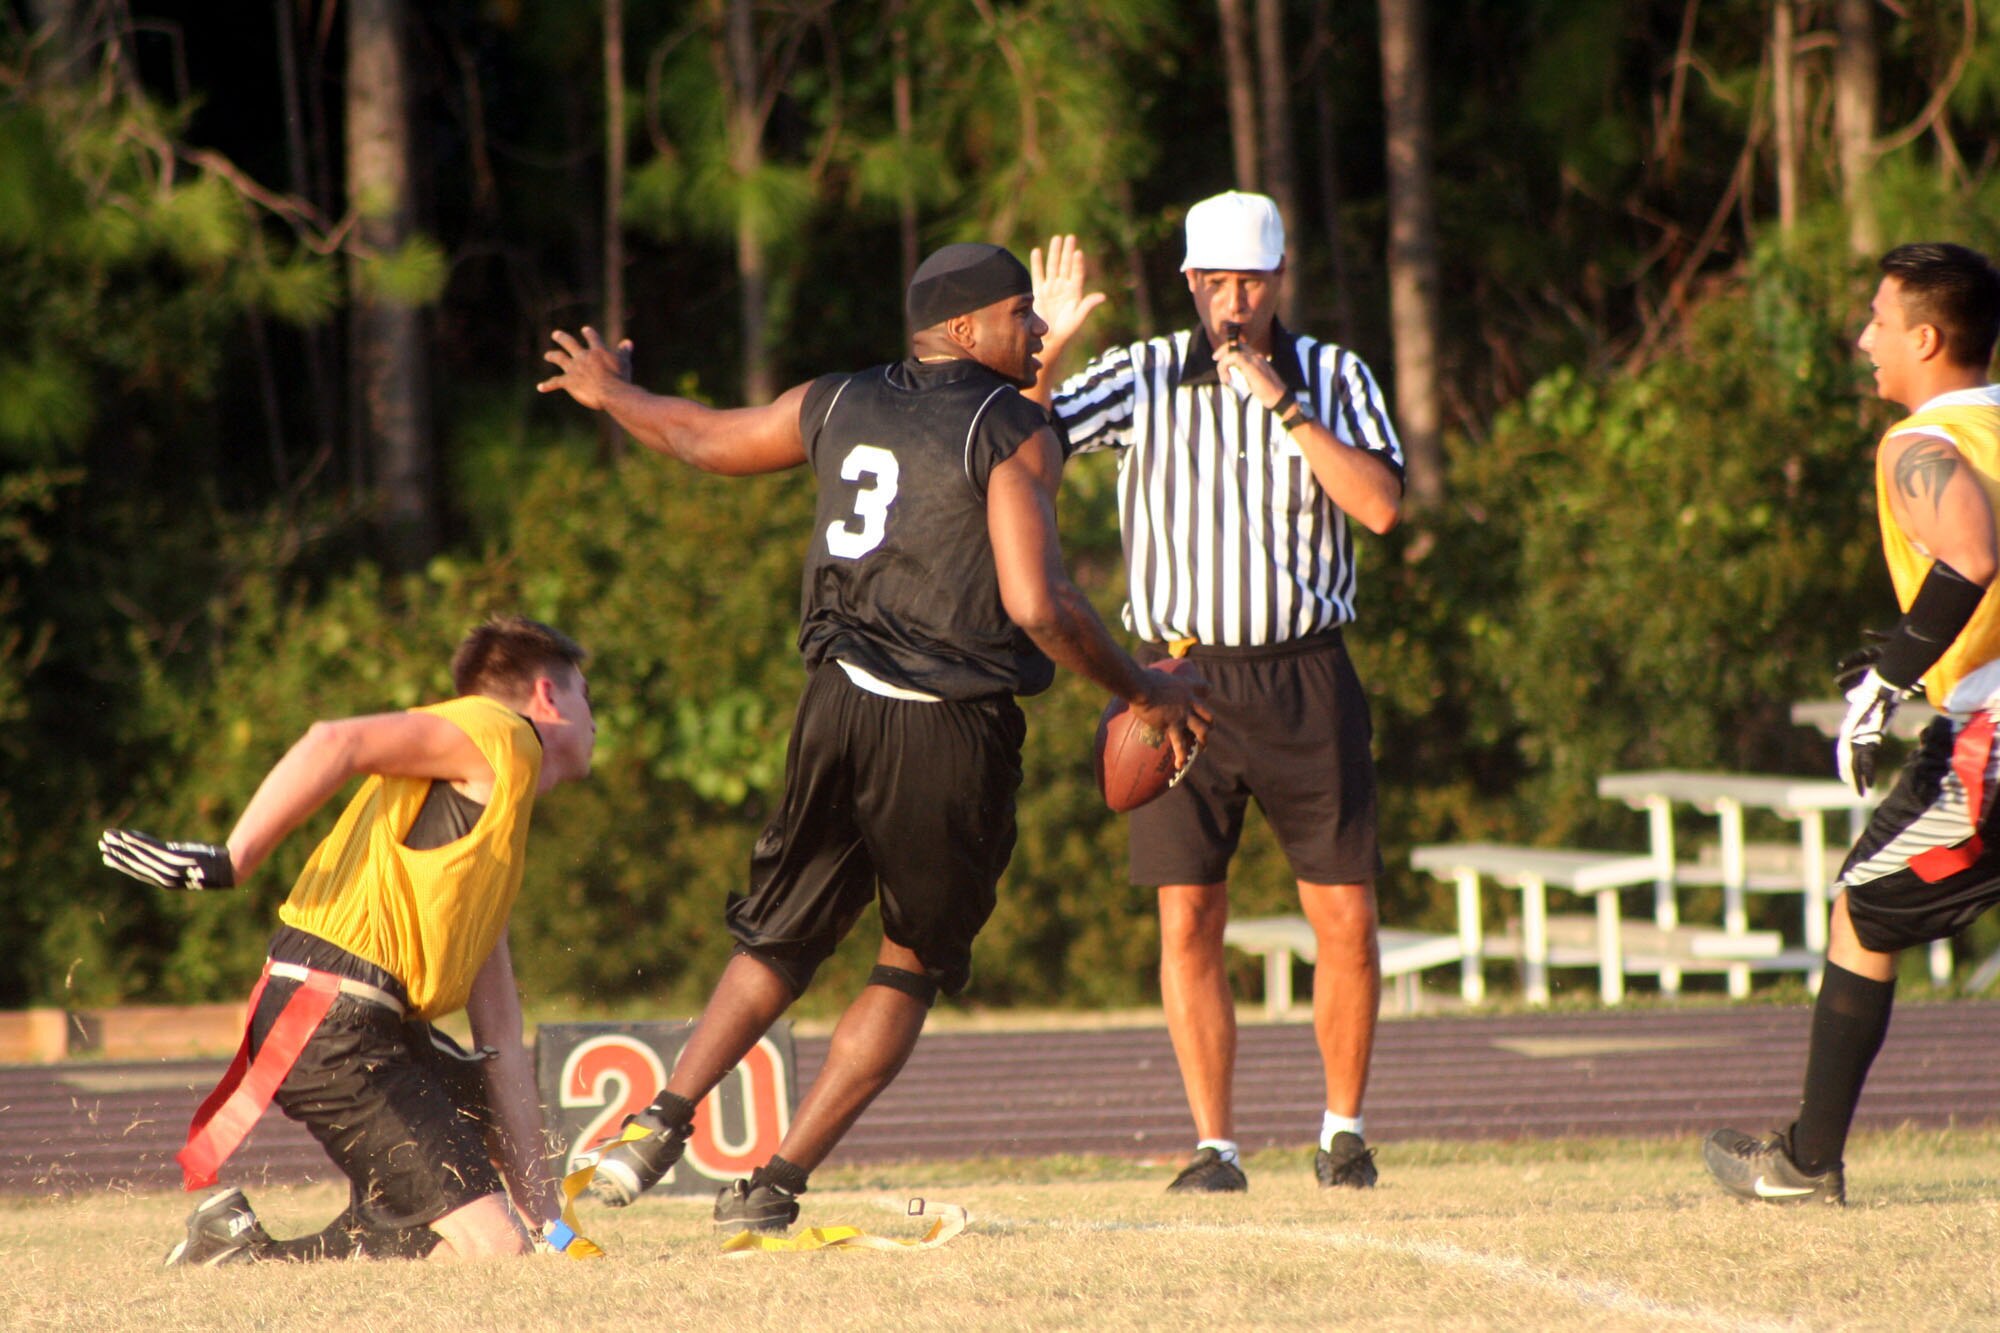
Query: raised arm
1025 234 1107 409
987 428 1210 764
538 326 809 476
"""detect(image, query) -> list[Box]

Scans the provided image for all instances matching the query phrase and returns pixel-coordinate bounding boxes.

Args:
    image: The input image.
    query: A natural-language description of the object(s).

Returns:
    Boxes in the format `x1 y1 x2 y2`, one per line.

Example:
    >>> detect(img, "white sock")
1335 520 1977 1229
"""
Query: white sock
1196 1138 1239 1164
1320 1112 1364 1151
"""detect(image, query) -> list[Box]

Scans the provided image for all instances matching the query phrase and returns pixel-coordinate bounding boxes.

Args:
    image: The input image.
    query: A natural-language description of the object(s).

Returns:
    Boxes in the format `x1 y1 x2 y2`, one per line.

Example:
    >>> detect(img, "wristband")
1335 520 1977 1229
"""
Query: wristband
1874 559 1989 688
1279 403 1311 432
1270 389 1298 418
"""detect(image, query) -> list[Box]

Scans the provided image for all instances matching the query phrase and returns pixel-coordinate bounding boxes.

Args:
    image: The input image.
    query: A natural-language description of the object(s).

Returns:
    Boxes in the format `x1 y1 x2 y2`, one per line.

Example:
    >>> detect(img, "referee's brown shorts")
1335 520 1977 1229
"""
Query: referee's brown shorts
1128 628 1380 888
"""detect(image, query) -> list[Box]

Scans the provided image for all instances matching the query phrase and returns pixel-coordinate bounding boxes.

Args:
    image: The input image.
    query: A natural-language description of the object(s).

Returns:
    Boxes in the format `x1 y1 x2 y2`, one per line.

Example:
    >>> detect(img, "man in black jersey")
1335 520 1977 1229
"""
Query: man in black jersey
540 242 1209 1232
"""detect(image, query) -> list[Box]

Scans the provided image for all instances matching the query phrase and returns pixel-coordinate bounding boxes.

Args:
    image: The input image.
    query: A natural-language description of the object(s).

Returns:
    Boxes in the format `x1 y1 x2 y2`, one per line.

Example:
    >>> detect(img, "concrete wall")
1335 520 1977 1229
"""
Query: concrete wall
0 1004 245 1063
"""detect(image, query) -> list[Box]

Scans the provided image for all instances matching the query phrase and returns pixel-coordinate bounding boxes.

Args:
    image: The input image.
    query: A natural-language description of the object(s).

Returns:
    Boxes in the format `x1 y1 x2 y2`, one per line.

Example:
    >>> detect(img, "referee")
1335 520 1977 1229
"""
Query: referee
1030 194 1405 1192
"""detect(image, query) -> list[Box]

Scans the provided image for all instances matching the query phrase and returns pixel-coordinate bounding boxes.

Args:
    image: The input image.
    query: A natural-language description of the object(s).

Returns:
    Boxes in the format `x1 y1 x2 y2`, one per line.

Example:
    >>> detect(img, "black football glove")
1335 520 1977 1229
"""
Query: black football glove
1832 629 1894 693
98 828 237 890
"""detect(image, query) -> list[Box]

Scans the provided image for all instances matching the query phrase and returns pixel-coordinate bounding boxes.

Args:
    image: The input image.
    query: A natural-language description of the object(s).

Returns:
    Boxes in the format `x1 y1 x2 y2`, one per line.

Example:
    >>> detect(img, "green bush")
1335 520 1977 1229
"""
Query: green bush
1355 237 1894 939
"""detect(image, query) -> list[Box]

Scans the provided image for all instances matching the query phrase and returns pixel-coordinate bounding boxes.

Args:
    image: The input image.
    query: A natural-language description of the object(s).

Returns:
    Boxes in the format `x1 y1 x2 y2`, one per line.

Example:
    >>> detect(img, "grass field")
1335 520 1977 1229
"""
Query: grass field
6 1128 1999 1331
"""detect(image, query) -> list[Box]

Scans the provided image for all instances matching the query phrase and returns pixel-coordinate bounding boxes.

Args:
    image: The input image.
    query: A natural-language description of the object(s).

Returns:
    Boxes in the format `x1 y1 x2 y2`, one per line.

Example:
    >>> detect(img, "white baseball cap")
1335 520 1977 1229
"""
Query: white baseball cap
1181 190 1285 272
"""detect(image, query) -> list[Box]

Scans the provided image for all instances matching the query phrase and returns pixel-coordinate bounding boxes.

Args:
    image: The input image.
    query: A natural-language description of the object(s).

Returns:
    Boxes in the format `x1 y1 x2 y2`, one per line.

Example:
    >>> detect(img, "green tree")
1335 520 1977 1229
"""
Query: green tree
0 20 339 1004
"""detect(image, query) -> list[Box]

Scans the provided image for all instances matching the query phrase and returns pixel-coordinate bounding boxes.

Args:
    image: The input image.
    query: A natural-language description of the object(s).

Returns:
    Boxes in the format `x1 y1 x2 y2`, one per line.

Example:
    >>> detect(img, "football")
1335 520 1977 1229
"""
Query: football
1095 658 1201 813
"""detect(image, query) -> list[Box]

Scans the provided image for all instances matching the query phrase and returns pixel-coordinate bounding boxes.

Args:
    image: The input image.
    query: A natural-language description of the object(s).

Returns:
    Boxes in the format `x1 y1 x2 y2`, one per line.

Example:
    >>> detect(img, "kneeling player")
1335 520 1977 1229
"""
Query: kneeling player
101 616 597 1262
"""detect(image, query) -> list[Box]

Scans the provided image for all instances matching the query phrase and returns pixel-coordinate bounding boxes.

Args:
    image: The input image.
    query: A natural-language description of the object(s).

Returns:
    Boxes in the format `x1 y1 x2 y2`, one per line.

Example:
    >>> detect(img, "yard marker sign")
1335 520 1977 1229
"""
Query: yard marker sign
536 1020 797 1195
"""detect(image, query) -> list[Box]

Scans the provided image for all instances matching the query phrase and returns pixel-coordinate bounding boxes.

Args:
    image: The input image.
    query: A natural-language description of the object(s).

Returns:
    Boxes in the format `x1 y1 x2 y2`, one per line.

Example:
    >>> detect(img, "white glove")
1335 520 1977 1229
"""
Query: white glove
98 828 237 889
1835 668 1905 795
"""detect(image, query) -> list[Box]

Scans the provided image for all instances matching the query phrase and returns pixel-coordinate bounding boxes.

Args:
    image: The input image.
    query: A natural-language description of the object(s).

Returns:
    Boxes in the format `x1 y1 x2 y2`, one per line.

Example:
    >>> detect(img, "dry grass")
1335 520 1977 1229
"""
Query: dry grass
5 1127 1999 1331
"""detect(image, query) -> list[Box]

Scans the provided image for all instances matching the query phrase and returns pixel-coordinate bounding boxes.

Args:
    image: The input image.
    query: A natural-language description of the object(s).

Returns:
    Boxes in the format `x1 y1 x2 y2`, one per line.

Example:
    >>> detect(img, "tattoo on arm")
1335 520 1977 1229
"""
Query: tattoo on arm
1895 439 1960 513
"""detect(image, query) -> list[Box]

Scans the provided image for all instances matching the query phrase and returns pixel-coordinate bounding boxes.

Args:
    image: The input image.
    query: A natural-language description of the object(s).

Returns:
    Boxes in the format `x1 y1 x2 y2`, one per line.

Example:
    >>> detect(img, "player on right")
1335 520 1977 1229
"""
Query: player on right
1704 242 2000 1206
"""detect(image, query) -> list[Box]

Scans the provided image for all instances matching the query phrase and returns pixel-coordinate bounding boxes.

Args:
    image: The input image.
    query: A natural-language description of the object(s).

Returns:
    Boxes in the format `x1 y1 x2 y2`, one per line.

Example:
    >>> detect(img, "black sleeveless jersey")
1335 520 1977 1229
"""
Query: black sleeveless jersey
795 357 1056 701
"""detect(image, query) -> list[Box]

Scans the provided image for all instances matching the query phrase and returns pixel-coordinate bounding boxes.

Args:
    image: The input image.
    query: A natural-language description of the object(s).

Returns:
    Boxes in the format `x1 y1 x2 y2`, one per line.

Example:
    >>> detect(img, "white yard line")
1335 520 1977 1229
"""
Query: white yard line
948 1206 1802 1333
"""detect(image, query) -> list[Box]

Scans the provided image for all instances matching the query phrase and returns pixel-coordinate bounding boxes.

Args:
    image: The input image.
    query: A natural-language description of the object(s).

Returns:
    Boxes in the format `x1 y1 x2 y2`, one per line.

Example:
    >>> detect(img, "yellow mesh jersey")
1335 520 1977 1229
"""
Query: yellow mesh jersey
1876 391 2000 707
278 695 542 1020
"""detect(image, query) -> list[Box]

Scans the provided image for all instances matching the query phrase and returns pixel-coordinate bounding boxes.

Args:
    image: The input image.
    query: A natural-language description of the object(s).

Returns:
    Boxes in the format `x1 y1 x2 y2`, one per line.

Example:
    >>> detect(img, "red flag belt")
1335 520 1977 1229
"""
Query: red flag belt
176 959 403 1192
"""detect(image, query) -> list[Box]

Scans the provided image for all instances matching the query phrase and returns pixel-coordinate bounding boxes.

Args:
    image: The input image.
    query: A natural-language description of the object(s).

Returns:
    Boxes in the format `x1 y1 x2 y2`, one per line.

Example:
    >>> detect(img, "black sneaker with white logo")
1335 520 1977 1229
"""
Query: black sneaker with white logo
1165 1146 1248 1193
1702 1125 1845 1206
1316 1132 1378 1189
164 1187 270 1267
712 1169 802 1233
587 1113 693 1207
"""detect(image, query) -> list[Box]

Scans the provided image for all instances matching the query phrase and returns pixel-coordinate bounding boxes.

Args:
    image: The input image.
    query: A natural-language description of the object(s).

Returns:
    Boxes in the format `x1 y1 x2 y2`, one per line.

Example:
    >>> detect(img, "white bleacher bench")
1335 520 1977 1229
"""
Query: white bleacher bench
1222 917 1464 1018
1410 843 1781 1006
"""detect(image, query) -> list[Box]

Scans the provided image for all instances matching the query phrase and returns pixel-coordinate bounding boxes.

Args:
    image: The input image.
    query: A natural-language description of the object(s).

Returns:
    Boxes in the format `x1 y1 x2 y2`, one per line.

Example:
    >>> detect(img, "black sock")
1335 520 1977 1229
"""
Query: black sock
647 1091 699 1127
254 1215 365 1263
759 1155 810 1196
251 1206 440 1263
1791 960 1895 1174
353 1224 442 1260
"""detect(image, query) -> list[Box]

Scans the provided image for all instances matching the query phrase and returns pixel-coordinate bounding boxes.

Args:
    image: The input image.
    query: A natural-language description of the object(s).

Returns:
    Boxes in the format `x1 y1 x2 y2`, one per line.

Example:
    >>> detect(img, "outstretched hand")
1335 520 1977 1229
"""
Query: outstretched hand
1029 234 1107 353
538 326 634 412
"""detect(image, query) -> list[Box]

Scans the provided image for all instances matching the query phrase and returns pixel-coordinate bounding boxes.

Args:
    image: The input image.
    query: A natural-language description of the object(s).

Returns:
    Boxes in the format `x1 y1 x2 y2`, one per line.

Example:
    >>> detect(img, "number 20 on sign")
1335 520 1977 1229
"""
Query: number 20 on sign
542 1021 796 1194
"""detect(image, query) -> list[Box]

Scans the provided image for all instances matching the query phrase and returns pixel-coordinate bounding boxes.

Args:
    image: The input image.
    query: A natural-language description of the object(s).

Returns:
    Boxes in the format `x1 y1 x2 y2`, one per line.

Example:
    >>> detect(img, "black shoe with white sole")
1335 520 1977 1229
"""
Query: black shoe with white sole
586 1113 693 1207
164 1187 270 1267
1702 1125 1845 1206
712 1170 802 1233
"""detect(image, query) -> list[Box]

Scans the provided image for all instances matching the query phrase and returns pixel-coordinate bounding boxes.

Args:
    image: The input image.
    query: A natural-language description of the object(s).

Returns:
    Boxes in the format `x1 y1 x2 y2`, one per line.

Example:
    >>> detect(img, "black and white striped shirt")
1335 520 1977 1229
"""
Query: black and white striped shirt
1051 322 1404 647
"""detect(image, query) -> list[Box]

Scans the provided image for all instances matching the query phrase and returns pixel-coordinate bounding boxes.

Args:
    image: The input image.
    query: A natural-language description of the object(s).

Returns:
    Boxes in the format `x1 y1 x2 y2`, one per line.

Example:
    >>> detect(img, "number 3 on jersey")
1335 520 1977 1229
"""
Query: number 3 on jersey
825 444 900 559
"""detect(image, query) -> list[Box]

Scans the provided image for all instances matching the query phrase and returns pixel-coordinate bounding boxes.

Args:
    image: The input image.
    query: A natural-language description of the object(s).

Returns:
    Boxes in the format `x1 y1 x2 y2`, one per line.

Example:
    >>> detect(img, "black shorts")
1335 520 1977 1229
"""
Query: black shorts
1128 630 1380 888
1840 711 2000 953
251 982 501 1232
727 663 1026 997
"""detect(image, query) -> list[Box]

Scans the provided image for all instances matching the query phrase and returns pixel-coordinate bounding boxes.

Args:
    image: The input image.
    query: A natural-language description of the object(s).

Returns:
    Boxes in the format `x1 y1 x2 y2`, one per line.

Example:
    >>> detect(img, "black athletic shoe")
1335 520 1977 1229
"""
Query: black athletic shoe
1315 1132 1379 1189
164 1187 270 1267
587 1113 693 1207
712 1174 802 1233
1702 1126 1845 1206
1165 1146 1248 1193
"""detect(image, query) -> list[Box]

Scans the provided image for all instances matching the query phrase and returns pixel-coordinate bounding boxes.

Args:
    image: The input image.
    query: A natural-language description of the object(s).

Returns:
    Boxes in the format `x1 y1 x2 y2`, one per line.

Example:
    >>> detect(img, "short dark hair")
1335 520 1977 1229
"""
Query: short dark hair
1880 242 2000 368
450 615 587 700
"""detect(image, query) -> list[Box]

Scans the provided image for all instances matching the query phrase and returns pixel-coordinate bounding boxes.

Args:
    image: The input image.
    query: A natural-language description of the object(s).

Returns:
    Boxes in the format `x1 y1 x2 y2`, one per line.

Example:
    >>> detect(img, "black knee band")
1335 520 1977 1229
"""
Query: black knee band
867 964 939 1007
